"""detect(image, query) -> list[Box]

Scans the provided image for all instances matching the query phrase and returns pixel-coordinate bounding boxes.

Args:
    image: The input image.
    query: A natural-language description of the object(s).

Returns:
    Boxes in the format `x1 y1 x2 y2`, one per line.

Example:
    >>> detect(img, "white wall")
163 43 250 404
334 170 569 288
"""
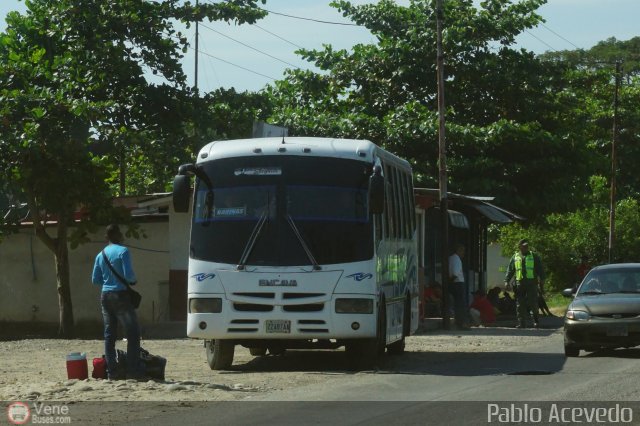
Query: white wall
0 222 170 325
169 204 190 271
487 243 511 290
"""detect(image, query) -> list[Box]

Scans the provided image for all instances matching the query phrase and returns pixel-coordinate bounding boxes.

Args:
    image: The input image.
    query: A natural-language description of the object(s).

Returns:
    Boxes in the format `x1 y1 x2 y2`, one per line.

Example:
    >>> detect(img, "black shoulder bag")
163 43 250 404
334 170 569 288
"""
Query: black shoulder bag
101 250 142 309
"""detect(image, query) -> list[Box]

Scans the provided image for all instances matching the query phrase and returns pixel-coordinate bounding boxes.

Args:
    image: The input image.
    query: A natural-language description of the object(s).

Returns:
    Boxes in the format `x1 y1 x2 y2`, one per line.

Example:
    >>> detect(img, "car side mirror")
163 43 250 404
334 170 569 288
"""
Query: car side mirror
561 288 575 298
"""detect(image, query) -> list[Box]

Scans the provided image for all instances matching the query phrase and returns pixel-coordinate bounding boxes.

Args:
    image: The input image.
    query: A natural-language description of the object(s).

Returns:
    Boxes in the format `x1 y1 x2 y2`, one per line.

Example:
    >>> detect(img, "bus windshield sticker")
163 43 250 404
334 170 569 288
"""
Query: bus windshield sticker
215 206 247 217
234 167 282 176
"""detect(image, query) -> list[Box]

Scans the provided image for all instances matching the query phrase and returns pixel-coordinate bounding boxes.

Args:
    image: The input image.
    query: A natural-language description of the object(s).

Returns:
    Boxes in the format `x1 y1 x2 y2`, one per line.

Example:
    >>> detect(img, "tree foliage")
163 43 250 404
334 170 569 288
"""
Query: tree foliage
500 197 640 291
499 37 640 288
266 0 598 218
0 0 266 336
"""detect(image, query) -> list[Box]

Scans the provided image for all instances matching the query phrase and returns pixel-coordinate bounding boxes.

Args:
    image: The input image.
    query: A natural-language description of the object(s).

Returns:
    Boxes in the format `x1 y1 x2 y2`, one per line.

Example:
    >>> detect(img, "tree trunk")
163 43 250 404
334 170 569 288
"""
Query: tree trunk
55 241 75 338
26 192 76 338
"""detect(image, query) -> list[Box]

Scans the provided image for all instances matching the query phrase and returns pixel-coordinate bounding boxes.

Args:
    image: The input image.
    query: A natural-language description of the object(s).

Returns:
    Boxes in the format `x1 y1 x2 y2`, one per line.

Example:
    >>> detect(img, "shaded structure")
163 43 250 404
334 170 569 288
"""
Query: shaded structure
414 189 523 316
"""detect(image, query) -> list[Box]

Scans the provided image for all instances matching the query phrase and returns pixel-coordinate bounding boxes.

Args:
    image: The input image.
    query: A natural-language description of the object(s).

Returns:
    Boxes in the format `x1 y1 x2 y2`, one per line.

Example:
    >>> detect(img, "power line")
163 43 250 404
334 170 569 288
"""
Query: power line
539 23 581 50
253 23 304 50
168 33 278 82
259 7 362 26
524 29 557 52
187 45 277 81
206 0 361 27
199 22 301 69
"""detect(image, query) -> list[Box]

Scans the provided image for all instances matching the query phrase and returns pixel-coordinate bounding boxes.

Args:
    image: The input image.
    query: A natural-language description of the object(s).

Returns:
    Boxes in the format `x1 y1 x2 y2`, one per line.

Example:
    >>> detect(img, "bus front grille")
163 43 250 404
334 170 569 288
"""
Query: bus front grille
233 292 275 299
283 293 325 299
233 303 274 312
283 303 324 312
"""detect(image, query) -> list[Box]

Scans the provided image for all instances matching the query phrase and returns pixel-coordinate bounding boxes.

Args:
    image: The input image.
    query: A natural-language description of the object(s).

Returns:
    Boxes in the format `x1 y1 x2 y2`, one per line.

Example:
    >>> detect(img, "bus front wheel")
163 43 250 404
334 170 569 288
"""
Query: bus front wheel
206 339 235 370
346 300 386 369
388 297 411 355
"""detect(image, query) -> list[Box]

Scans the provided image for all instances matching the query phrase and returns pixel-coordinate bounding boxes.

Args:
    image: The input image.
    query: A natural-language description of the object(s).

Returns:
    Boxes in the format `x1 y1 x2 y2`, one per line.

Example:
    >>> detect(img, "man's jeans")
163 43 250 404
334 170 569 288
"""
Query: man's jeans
449 281 468 327
101 291 143 379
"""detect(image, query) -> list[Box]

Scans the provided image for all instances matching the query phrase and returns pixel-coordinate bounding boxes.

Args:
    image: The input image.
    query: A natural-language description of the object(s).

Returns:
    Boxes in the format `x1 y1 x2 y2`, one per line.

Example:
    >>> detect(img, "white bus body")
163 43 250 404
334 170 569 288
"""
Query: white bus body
173 137 419 369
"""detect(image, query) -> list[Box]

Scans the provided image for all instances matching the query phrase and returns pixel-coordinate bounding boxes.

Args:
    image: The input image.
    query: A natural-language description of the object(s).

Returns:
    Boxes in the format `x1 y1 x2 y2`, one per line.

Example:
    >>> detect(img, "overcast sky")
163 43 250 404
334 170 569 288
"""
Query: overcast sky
1 0 639 93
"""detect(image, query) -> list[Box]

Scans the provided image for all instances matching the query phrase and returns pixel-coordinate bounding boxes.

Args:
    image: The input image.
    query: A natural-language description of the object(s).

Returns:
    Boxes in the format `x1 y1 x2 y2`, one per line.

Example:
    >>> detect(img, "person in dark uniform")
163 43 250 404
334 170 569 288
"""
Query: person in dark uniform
504 239 545 328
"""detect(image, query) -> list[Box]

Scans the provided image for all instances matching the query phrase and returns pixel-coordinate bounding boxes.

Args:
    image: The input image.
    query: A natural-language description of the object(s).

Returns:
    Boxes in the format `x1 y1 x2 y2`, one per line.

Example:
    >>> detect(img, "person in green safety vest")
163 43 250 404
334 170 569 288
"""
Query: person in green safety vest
504 239 546 328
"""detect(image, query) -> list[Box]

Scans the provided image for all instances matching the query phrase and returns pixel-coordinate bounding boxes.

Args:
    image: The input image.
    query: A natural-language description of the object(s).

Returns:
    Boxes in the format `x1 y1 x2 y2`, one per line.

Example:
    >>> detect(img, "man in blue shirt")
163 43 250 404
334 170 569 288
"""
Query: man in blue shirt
92 224 144 380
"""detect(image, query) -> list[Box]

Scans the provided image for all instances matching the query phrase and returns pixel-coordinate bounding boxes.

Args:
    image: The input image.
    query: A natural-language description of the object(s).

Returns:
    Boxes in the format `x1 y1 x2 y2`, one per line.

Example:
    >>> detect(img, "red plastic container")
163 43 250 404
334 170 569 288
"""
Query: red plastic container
66 352 88 380
92 357 107 379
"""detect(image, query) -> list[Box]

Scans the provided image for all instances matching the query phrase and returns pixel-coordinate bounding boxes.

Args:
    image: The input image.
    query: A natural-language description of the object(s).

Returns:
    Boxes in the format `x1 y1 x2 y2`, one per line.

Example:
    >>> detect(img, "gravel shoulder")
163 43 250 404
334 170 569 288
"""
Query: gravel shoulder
0 320 563 403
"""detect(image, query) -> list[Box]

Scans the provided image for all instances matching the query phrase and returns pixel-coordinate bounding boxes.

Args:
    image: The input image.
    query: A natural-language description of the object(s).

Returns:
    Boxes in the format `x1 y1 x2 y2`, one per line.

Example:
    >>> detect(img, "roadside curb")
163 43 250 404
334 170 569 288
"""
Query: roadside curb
416 316 564 334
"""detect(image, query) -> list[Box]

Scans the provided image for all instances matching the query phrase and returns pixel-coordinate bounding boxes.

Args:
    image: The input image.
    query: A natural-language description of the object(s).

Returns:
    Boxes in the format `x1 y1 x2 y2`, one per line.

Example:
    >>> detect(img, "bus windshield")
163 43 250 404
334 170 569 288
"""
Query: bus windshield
190 156 373 266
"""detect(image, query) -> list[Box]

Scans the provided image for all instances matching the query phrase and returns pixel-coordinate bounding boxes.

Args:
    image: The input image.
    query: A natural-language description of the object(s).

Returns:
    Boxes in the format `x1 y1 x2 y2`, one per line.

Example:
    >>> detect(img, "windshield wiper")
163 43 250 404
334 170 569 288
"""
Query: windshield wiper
237 208 268 271
286 214 321 271
579 290 605 295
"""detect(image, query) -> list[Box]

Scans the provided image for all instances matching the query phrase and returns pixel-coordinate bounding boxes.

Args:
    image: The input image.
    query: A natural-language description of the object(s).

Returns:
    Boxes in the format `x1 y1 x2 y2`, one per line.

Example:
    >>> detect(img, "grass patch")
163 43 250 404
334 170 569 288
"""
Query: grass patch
544 291 571 316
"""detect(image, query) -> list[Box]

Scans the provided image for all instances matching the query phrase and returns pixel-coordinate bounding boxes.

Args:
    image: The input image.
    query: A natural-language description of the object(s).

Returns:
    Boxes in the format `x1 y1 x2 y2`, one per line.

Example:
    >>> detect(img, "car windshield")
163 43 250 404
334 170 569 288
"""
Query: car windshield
577 268 640 295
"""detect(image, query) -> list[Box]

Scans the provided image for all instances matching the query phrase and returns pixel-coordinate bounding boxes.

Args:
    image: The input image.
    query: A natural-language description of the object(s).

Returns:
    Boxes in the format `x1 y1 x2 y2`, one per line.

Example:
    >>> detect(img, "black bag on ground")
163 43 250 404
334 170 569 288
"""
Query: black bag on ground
115 349 128 379
140 347 167 381
115 348 167 380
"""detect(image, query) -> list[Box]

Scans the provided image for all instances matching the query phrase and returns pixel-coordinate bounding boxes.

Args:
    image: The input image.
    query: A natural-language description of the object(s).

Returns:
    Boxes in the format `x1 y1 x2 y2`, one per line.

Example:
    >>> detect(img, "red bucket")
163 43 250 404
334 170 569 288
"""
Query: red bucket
92 356 107 379
66 352 88 380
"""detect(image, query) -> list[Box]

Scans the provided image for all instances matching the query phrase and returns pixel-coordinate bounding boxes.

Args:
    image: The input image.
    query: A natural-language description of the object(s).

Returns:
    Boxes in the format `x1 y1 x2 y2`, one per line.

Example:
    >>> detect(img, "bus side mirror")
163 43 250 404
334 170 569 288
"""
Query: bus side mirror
369 166 384 214
173 174 191 213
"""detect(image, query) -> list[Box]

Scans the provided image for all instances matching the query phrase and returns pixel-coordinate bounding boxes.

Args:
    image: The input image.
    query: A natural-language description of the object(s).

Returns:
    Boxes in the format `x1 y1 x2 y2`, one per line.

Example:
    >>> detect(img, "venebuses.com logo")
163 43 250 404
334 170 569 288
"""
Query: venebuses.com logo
6 402 30 425
6 401 72 424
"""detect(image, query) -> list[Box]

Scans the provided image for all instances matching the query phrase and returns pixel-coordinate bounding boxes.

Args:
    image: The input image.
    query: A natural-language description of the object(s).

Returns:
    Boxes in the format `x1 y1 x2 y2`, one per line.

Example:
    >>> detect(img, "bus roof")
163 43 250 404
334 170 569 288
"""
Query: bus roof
196 137 411 170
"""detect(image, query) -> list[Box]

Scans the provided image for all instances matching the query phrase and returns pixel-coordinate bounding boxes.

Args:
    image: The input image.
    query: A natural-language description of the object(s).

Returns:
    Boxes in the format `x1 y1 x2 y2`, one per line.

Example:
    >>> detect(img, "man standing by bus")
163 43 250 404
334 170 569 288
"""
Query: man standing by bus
504 239 545 328
92 224 144 380
449 244 469 329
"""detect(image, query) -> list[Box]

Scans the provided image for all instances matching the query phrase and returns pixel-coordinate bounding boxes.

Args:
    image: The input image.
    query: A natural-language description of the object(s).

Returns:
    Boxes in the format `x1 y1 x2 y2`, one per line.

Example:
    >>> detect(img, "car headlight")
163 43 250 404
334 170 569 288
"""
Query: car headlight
566 310 590 321
335 298 373 314
189 298 222 313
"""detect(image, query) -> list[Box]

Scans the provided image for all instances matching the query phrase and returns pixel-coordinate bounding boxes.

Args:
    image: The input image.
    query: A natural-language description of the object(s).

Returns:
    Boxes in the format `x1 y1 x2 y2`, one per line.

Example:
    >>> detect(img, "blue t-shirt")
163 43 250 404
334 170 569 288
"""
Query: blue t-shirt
92 244 137 293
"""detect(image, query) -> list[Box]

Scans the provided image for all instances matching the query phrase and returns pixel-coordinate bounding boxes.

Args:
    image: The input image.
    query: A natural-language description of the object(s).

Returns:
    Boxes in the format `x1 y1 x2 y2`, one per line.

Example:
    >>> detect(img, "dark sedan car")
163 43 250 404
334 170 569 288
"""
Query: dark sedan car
563 263 640 357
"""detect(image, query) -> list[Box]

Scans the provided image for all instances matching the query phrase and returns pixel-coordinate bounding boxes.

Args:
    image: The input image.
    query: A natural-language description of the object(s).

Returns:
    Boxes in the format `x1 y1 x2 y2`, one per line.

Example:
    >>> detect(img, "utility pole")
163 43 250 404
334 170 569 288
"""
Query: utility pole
608 60 621 263
436 0 450 329
194 0 199 91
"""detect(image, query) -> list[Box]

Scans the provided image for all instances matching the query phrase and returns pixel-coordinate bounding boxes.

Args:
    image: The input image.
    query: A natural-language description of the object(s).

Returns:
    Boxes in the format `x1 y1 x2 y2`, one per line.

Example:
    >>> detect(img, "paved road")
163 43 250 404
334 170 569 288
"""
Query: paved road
73 320 640 425
255 326 640 402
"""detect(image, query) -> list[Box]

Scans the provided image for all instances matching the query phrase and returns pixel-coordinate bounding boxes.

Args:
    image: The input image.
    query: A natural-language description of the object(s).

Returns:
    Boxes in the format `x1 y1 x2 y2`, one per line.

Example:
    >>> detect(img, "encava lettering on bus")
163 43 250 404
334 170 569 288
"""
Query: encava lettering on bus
234 167 282 176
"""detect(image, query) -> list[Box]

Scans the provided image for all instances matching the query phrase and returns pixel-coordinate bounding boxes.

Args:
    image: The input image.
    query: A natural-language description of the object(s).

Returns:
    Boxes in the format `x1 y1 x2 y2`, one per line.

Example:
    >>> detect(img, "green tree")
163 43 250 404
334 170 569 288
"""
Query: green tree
113 88 272 195
0 0 265 336
500 197 640 291
266 0 596 217
541 38 640 199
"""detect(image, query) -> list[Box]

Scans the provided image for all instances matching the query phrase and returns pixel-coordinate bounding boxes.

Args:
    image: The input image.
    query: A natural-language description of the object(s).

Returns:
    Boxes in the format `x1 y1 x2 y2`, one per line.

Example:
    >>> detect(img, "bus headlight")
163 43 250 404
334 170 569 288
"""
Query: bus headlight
335 298 373 314
189 298 222 313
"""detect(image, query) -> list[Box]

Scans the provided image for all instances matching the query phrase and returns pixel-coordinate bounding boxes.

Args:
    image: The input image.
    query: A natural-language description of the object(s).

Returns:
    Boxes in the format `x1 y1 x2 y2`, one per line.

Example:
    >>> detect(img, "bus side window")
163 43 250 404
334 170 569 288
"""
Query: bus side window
384 163 394 239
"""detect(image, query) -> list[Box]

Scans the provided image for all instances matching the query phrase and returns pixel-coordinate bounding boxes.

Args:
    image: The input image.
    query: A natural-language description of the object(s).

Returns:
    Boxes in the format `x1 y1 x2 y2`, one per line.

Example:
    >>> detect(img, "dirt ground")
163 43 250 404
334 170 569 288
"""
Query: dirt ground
0 319 563 403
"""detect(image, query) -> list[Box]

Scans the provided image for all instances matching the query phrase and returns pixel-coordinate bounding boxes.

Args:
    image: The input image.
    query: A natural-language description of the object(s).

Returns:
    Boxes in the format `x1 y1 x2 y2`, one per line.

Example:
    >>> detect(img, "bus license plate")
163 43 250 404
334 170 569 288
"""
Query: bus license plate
607 325 628 337
266 320 291 334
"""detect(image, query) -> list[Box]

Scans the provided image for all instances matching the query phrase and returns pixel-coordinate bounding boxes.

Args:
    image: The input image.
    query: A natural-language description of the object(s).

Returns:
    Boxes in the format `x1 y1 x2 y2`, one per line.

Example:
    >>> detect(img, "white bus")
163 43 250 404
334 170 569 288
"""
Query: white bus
173 137 419 369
